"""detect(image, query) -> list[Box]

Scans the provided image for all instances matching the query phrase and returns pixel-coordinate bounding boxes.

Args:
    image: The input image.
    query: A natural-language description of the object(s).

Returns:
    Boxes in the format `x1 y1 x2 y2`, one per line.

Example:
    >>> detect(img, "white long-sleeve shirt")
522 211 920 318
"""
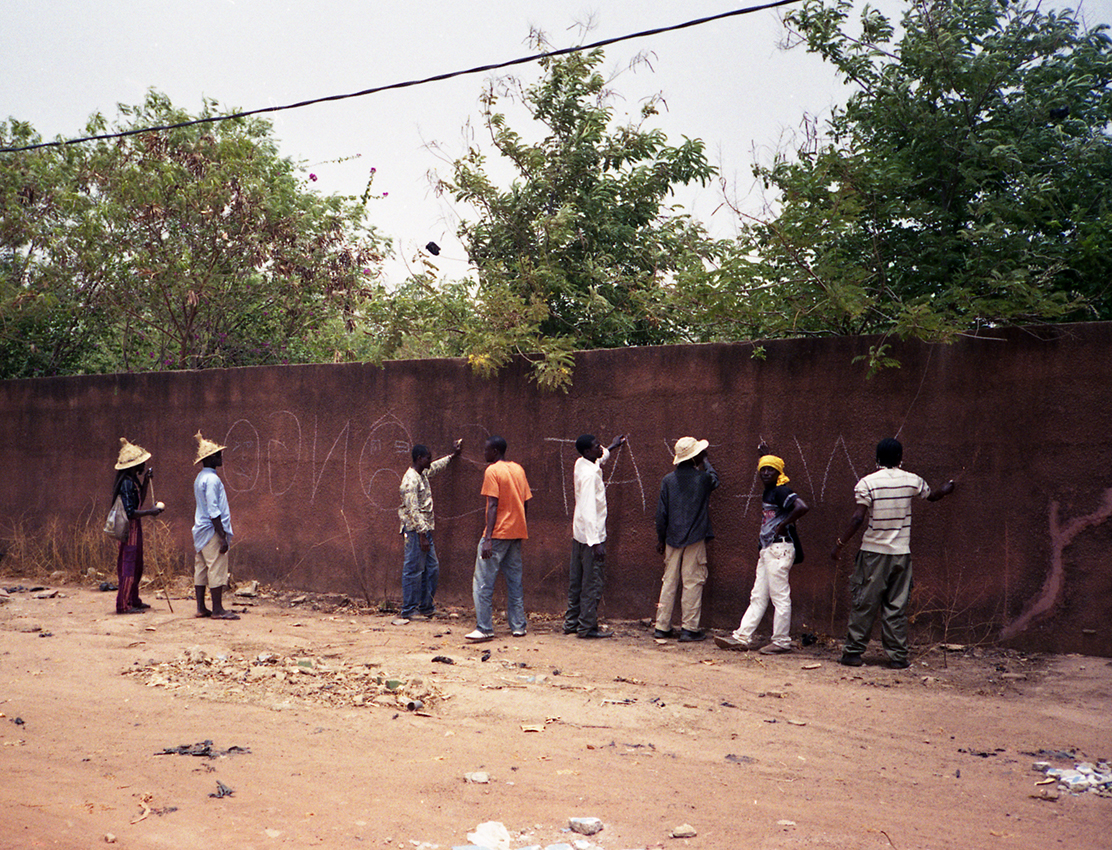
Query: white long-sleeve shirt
572 447 610 546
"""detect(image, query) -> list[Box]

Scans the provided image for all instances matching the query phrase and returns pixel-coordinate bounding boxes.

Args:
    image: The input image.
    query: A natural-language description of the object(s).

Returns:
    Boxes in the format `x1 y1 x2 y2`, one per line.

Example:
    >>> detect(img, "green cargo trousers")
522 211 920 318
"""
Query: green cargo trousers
844 550 913 663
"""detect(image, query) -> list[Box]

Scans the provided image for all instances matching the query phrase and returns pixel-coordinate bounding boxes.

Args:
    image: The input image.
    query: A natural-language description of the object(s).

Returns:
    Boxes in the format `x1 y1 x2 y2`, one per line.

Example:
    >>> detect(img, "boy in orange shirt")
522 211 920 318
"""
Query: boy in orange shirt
466 436 532 641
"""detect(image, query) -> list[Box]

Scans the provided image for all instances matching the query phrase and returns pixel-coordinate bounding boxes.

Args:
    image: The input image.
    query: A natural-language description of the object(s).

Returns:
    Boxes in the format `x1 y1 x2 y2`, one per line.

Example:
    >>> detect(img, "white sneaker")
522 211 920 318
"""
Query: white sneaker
511 629 527 637
465 629 494 642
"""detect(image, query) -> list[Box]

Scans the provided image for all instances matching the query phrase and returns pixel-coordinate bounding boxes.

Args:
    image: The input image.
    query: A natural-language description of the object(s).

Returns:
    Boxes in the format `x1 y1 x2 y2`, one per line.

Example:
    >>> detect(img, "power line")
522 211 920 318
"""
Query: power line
0 1 799 154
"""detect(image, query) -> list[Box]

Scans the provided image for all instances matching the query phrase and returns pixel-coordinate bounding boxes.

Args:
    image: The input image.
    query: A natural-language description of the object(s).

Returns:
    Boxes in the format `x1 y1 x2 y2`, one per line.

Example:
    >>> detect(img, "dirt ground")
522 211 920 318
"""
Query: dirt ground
1 582 1109 850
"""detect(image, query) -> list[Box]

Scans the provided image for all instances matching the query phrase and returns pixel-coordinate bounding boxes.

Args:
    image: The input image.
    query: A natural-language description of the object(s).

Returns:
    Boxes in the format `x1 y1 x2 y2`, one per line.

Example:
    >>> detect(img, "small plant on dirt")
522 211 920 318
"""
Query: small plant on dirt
907 560 1005 651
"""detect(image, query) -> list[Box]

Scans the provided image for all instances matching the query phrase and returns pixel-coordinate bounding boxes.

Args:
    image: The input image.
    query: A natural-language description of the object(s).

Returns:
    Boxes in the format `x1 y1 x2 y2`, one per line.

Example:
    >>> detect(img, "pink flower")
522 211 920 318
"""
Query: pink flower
382 191 388 197
309 173 317 182
370 167 376 173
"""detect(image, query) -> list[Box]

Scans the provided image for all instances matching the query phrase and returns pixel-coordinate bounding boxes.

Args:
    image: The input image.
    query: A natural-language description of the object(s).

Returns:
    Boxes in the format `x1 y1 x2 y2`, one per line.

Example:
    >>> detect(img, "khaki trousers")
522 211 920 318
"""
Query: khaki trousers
655 539 707 632
194 535 230 589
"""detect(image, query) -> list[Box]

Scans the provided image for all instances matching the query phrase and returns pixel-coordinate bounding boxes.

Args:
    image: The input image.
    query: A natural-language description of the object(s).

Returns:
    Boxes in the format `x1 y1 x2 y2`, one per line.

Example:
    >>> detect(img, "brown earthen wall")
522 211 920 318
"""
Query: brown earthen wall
2 324 1110 656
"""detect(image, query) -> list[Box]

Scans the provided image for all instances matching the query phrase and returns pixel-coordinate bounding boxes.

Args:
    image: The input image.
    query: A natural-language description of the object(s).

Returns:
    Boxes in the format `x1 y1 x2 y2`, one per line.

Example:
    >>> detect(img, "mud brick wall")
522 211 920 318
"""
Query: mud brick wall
3 323 1110 656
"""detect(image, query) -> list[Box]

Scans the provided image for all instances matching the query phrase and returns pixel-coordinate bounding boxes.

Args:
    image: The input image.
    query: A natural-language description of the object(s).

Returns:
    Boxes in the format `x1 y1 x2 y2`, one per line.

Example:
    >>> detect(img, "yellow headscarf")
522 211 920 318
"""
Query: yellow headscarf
758 455 789 486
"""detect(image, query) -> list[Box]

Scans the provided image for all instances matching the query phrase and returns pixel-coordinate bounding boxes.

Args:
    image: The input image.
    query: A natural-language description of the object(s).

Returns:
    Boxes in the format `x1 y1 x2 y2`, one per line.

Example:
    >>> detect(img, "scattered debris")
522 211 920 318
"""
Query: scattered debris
959 747 1004 758
130 792 153 824
467 820 511 850
125 648 444 712
1034 760 1112 796
568 817 603 835
725 753 755 765
464 771 490 784
209 781 234 798
156 740 250 758
431 656 455 664
671 823 697 838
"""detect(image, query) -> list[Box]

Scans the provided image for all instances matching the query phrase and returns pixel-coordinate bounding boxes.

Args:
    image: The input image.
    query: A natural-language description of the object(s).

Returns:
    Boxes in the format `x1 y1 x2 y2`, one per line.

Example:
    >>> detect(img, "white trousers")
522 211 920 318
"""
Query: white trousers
733 541 795 647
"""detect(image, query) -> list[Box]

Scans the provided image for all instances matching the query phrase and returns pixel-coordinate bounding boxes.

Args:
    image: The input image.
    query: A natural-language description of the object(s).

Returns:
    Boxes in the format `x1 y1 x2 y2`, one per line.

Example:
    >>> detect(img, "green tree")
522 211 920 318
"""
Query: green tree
0 119 118 377
685 0 1112 366
0 92 388 378
439 43 722 389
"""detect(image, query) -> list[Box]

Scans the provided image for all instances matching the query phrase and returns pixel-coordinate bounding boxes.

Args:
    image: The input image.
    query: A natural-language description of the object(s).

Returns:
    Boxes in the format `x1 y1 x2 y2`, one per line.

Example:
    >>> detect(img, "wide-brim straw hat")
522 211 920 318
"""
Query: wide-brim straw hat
672 436 709 465
194 430 227 464
115 437 152 470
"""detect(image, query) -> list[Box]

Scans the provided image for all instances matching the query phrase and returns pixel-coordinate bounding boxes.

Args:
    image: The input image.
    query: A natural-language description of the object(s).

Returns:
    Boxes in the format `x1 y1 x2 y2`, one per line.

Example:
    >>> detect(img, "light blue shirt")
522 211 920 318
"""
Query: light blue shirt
193 467 234 552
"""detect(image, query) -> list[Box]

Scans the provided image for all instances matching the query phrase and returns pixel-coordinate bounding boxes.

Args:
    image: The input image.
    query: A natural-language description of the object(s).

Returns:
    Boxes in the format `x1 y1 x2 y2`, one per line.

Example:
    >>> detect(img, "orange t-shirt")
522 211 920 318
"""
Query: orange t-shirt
481 460 532 539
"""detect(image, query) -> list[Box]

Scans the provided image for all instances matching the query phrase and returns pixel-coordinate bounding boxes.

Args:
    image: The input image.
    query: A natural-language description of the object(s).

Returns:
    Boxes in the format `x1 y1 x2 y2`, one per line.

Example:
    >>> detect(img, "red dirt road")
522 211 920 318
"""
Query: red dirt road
2 587 1108 849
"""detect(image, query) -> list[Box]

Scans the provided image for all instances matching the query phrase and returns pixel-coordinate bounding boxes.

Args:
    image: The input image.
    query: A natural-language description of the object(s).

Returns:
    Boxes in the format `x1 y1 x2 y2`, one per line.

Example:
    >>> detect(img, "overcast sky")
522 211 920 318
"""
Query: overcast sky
3 0 1109 282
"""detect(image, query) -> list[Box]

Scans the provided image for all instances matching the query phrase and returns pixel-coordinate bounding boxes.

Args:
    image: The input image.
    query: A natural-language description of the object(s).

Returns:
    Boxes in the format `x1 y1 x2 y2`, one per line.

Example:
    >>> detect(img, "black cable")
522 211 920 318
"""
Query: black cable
0 1 798 154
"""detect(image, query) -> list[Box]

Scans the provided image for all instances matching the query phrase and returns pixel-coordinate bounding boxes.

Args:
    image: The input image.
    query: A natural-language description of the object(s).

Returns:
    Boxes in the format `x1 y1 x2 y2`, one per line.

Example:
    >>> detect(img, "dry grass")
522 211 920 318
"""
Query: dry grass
0 503 185 586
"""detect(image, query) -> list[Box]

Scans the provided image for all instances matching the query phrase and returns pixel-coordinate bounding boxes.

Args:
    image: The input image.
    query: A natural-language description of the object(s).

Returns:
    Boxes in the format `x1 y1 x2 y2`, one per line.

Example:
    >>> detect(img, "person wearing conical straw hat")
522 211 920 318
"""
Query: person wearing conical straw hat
111 438 165 614
192 431 239 620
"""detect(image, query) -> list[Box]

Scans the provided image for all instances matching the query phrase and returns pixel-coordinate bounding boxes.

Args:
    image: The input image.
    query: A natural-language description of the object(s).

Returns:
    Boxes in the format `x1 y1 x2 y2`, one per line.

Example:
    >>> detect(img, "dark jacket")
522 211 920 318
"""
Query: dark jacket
656 459 719 548
116 475 142 519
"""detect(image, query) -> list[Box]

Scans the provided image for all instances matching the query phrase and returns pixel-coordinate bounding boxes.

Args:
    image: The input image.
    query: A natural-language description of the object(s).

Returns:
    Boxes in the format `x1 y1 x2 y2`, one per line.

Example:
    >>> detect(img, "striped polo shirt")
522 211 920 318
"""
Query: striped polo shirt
855 467 931 555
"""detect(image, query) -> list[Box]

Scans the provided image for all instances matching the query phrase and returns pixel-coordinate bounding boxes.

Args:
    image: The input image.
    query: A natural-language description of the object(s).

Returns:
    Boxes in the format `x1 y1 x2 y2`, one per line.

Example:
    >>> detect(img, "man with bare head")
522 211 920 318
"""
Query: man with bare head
466 436 532 642
831 437 955 668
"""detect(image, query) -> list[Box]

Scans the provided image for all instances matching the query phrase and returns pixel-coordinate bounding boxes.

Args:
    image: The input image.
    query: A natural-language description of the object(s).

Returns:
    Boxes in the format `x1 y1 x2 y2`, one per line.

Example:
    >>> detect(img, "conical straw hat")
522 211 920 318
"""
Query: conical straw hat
115 437 152 470
193 431 227 464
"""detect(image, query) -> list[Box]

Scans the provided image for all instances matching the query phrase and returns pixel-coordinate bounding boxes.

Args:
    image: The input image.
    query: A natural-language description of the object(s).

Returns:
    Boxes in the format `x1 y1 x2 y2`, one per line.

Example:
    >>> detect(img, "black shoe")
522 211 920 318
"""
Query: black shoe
578 629 613 639
678 629 706 642
653 628 676 639
562 625 578 635
887 658 910 669
839 652 864 667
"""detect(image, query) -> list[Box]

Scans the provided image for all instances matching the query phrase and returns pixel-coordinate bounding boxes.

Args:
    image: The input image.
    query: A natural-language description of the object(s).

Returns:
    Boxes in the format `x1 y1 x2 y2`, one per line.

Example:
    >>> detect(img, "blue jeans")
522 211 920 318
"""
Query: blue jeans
401 530 439 618
472 538 526 634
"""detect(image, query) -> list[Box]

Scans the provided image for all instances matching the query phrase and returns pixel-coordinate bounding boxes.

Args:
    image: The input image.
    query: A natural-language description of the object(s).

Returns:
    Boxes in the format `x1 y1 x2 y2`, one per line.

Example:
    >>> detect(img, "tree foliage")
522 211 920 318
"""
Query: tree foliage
0 92 387 378
436 44 722 389
682 0 1112 365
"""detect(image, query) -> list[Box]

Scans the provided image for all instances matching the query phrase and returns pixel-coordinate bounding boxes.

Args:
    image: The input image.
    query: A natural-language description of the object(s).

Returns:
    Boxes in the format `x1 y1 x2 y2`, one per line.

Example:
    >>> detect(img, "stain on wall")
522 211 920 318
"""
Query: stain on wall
2 323 1110 656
